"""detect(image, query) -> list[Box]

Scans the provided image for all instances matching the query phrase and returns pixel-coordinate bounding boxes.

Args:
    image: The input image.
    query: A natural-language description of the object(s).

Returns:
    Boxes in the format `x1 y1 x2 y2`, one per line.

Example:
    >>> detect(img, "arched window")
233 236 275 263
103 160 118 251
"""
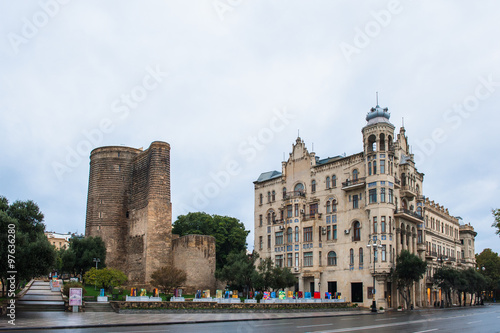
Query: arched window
368 162 372 176
401 173 406 186
353 221 361 241
259 193 263 205
328 251 337 266
379 133 386 151
294 183 304 194
295 226 299 242
417 206 422 216
287 227 293 243
332 175 337 187
311 180 316 193
350 248 354 265
352 169 359 180
359 247 363 265
332 199 337 212
368 134 377 152
272 190 276 201
326 176 330 189
282 187 287 199
326 201 331 214
267 191 271 202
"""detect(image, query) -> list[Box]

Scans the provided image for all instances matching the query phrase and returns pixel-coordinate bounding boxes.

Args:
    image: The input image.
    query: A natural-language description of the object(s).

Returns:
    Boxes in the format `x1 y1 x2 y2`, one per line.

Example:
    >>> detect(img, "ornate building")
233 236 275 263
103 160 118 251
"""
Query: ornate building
253 105 476 308
85 141 216 292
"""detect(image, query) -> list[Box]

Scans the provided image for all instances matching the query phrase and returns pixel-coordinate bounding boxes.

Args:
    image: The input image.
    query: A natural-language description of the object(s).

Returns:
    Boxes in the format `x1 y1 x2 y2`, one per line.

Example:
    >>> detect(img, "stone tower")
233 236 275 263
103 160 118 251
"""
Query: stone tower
85 141 172 286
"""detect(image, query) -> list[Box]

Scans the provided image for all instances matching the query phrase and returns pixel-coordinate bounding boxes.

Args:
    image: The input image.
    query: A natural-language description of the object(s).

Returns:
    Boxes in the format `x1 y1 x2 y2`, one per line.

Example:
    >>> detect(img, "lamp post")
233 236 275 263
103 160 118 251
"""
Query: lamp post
367 239 383 312
93 258 100 290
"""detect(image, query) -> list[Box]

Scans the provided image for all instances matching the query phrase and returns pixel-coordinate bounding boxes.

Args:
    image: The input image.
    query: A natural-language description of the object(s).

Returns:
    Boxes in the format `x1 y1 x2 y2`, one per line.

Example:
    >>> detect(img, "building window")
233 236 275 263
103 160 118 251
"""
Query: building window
369 189 377 203
267 213 271 225
388 189 394 204
352 169 359 180
275 231 283 245
294 183 304 194
304 227 313 242
381 216 386 233
359 247 363 265
353 195 359 209
380 188 386 202
276 255 283 267
332 175 337 187
353 221 361 241
311 180 316 193
283 187 287 199
294 204 299 217
287 227 293 243
304 252 313 267
259 215 263 227
368 162 372 176
326 176 330 189
295 252 299 267
267 235 271 248
380 160 385 174
327 225 331 240
382 245 386 262
418 230 423 244
310 203 318 217
259 236 263 250
328 251 337 266
326 201 331 214
333 224 337 240
295 226 299 242
373 161 377 174
287 205 292 218
350 248 354 265
259 194 263 205
267 191 271 202
373 217 378 233
374 247 378 262
332 200 337 212
272 190 276 201
287 253 293 267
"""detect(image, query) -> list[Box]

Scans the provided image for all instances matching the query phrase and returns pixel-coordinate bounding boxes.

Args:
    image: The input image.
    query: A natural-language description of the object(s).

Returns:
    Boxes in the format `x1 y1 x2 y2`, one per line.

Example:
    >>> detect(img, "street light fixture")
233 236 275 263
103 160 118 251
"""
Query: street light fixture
367 239 383 312
93 258 100 290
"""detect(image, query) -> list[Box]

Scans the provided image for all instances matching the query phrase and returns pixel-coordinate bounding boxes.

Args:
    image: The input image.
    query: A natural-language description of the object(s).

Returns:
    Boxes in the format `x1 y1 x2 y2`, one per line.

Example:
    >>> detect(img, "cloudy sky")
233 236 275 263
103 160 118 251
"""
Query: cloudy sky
1 1 499 255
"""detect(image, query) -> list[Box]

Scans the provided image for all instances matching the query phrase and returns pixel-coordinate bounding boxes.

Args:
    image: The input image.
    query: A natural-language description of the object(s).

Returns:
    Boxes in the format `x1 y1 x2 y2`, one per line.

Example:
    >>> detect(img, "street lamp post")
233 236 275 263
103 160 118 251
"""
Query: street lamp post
93 258 100 290
367 239 383 312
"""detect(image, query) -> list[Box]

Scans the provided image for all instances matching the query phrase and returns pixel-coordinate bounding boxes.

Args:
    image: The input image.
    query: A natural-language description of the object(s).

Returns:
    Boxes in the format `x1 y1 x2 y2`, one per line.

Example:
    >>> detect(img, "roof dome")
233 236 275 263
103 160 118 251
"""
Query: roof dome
366 105 390 121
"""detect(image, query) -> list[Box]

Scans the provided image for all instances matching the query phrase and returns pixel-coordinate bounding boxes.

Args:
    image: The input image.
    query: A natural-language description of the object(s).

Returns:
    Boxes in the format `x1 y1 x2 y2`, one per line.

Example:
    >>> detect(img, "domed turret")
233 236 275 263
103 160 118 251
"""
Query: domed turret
366 105 391 124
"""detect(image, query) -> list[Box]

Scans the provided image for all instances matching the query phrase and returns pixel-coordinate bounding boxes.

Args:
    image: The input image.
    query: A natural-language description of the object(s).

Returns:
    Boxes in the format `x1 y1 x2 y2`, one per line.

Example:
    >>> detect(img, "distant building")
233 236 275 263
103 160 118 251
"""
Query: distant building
253 104 476 308
45 232 71 249
85 141 216 292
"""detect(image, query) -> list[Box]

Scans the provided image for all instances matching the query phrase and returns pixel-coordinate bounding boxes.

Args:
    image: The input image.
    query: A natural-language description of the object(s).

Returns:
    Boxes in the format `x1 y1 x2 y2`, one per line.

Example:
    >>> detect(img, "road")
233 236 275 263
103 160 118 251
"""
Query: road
6 305 500 333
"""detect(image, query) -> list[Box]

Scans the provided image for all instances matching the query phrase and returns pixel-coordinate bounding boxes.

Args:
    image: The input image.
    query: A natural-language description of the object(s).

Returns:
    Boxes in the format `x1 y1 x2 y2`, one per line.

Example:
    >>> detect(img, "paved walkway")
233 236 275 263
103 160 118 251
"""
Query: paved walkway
16 281 64 310
0 308 370 330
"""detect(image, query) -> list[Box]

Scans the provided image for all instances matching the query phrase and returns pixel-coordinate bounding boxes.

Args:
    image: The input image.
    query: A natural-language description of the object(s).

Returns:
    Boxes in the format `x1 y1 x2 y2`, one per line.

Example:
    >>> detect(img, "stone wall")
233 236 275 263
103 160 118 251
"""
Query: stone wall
172 234 216 293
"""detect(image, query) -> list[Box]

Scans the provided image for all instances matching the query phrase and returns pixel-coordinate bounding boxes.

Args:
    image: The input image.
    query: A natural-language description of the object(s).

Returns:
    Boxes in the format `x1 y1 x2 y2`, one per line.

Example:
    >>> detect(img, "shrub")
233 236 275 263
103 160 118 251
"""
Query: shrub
62 282 86 297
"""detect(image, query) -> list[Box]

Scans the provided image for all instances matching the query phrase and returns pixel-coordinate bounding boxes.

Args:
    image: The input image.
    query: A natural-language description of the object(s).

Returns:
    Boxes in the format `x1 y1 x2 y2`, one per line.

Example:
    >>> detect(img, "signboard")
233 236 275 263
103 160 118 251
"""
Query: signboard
69 288 83 306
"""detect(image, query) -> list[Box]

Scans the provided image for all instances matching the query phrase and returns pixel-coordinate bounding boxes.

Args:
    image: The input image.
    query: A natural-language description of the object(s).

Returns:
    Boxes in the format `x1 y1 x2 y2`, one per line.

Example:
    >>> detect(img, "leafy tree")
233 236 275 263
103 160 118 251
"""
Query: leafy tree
270 265 296 291
253 257 296 292
66 236 106 276
392 250 427 310
217 250 259 297
476 248 500 300
172 212 249 270
0 196 56 296
150 266 187 294
492 209 500 236
83 267 128 292
462 267 487 305
433 267 459 307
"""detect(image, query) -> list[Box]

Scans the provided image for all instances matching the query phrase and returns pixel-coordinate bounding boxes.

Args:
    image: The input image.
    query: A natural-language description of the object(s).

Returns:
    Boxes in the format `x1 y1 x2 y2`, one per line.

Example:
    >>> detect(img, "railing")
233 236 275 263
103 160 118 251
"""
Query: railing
342 177 366 188
272 219 284 225
303 213 322 220
394 208 424 221
284 191 306 200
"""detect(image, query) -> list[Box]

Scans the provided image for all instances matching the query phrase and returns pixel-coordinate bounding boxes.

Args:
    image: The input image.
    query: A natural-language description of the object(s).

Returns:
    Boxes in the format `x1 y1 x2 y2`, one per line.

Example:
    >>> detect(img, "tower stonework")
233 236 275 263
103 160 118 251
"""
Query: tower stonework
86 141 200 288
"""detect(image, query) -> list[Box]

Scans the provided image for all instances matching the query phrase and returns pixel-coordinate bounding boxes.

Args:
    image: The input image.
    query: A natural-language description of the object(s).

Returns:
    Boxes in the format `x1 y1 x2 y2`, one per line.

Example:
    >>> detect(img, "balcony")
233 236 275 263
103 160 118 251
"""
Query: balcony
272 219 284 225
302 213 322 221
394 208 424 223
283 191 306 200
342 177 366 191
400 185 417 199
425 251 436 259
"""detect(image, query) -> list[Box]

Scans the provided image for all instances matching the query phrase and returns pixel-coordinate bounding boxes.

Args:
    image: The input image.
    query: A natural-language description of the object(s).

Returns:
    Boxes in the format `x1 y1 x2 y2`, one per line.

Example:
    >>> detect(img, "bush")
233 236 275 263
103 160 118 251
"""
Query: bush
255 293 263 303
62 282 86 297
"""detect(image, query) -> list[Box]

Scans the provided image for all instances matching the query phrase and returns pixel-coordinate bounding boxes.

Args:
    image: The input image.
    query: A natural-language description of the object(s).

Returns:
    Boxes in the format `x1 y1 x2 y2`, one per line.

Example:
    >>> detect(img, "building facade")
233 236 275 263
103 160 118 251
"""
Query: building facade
253 105 476 308
85 141 216 292
45 232 71 249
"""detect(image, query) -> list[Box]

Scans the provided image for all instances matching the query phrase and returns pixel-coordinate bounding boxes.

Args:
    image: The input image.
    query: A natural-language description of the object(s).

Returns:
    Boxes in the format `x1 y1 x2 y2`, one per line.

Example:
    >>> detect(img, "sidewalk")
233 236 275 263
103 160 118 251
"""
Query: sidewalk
0 308 371 331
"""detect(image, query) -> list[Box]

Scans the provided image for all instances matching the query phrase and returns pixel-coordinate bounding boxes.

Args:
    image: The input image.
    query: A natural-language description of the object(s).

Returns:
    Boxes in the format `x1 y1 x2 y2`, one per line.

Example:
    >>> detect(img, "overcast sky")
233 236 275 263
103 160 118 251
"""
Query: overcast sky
1 0 499 255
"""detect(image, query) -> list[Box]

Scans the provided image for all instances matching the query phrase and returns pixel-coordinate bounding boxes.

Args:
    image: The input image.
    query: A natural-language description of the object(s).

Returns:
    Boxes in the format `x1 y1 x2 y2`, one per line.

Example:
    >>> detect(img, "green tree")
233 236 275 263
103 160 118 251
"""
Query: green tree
492 209 500 236
66 236 106 276
253 257 296 292
217 250 260 297
150 266 187 294
0 196 56 296
270 265 296 291
172 212 249 270
433 267 459 307
476 248 500 300
463 267 487 305
392 250 427 310
83 267 128 292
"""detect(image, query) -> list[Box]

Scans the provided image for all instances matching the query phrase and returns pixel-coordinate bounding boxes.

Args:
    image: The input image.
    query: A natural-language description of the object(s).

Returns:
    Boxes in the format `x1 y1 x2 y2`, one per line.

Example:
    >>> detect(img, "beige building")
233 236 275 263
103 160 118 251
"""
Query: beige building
253 104 476 308
45 232 71 249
